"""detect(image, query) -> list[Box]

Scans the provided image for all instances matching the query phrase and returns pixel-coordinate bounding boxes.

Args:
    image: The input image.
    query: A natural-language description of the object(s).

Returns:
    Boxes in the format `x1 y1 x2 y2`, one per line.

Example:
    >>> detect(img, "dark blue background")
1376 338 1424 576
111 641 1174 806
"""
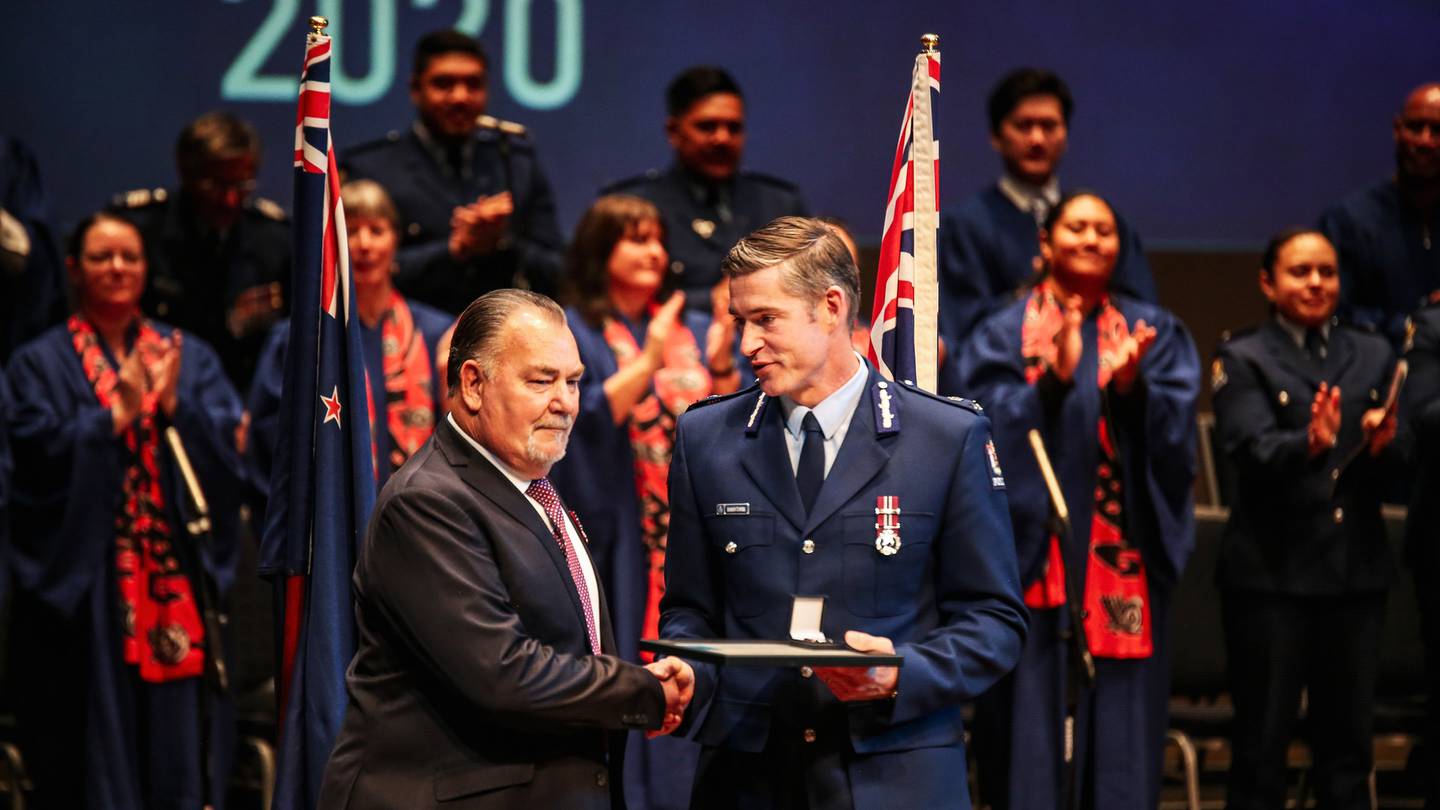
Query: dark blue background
4 1 1436 248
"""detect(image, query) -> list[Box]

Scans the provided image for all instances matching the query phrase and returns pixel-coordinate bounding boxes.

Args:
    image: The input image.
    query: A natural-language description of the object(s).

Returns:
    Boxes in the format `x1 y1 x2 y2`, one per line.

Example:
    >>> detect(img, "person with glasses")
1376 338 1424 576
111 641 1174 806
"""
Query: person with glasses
109 110 291 389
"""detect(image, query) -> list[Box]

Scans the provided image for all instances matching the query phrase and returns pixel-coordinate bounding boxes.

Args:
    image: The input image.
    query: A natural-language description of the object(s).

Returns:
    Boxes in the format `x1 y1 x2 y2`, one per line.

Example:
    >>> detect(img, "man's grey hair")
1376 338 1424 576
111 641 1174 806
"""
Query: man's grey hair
446 289 565 391
720 216 860 323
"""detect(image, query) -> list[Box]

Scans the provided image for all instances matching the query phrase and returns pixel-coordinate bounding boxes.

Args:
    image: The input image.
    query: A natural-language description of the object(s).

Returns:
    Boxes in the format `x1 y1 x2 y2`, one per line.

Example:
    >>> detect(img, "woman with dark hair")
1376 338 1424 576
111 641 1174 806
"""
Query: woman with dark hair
1213 228 1403 809
958 190 1200 809
4 211 246 807
548 193 739 808
247 179 453 501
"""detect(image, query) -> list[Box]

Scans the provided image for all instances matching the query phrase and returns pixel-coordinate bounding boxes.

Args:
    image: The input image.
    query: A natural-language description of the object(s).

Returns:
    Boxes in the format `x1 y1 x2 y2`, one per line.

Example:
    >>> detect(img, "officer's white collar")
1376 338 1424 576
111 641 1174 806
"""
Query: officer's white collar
779 353 868 441
997 173 1061 216
1273 312 1330 350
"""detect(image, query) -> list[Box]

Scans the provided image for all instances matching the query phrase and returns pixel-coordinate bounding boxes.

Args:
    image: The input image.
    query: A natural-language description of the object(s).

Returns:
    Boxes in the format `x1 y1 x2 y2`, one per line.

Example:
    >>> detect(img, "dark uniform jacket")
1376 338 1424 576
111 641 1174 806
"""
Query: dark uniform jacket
1213 319 1404 594
660 367 1026 808
603 164 806 315
110 187 291 388
1405 304 1440 567
341 126 564 310
317 420 665 810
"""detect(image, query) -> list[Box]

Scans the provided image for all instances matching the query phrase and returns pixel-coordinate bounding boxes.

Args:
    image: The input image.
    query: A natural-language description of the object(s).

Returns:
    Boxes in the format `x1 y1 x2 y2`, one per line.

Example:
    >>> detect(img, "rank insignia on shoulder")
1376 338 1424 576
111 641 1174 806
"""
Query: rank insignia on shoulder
1211 357 1227 392
115 187 167 208
985 439 1006 490
253 196 287 222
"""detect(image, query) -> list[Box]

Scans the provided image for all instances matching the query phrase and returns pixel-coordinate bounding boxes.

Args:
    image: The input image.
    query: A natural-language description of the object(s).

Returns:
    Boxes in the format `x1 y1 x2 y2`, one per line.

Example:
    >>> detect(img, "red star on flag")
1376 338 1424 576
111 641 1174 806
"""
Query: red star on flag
321 386 342 427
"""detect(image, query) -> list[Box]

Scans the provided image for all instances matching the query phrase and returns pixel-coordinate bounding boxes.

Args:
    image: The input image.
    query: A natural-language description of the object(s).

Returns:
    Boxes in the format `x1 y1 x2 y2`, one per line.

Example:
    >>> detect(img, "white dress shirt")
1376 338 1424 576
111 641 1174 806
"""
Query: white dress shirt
778 354 869 478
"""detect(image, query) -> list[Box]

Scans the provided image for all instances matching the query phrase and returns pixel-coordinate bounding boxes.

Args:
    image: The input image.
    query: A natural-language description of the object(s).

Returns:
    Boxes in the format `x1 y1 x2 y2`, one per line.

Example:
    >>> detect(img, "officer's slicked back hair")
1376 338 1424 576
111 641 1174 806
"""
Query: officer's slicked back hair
667 66 743 117
987 68 1074 135
176 111 260 177
1260 227 1331 278
722 216 860 324
447 289 564 391
413 29 488 77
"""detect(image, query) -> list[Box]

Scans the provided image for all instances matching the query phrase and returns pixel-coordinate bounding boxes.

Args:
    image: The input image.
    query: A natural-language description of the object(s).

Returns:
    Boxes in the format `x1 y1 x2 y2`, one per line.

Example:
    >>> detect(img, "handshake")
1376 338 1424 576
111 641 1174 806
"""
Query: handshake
642 657 695 738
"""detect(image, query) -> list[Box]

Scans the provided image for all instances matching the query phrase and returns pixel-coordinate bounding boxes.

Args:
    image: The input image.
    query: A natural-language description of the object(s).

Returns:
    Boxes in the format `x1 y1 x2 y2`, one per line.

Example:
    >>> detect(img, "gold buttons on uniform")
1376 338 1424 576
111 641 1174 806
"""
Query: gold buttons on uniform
802 539 815 554
800 666 814 678
1278 390 1290 406
1331 468 1340 481
803 728 817 743
724 541 738 554
1333 507 1344 524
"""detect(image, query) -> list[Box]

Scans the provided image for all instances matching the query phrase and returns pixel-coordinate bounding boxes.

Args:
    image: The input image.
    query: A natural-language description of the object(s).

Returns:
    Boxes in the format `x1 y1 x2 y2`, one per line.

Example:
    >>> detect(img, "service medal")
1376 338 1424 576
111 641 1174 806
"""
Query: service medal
874 495 901 556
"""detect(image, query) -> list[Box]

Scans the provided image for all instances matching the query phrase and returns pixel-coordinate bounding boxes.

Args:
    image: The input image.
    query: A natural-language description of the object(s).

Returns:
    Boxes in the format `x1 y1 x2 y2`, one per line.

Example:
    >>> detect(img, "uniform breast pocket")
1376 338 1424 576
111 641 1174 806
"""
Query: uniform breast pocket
703 513 776 619
840 511 936 618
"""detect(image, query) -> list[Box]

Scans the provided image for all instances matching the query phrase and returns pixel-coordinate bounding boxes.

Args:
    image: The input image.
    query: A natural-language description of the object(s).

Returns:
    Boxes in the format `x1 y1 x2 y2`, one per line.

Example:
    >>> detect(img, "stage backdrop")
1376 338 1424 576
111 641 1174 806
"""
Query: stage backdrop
4 1 1436 248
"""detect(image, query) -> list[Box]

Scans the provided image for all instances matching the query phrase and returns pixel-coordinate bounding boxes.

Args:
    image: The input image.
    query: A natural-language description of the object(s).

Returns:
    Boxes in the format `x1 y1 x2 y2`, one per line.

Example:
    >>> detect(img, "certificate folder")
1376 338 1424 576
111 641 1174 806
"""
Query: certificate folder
639 639 904 668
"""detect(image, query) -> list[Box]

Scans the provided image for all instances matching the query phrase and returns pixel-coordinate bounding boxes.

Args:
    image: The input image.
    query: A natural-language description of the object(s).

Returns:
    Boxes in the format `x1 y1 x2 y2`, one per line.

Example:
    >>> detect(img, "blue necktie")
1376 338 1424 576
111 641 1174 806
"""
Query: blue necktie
797 411 825 515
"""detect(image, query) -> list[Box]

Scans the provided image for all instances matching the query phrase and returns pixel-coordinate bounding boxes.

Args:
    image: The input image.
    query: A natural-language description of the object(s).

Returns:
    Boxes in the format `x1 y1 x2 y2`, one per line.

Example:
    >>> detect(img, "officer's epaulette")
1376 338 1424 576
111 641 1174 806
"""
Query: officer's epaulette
1217 325 1258 345
741 171 801 193
344 130 405 156
892 381 985 415
684 382 761 414
111 187 168 210
599 169 662 195
251 196 288 222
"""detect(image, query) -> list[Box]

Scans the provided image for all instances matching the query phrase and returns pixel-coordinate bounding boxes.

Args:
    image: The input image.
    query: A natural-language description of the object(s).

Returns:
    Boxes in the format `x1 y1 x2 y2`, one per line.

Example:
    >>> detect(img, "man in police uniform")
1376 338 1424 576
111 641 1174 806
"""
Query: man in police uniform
1320 82 1440 350
660 217 1027 809
603 67 808 316
1404 302 1440 807
112 111 290 389
342 30 564 311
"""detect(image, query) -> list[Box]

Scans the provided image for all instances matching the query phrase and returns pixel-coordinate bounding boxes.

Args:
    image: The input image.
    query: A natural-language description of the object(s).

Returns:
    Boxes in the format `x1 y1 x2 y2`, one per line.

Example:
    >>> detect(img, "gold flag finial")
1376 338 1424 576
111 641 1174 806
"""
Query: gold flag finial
920 33 940 53
309 16 329 35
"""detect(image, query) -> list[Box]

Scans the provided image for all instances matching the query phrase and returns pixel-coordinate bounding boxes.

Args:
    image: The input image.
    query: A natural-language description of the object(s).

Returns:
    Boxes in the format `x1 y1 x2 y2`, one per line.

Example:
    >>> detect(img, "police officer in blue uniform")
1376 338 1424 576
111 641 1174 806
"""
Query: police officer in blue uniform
111 111 290 389
342 30 564 311
1319 82 1440 350
1403 302 1440 808
660 217 1026 809
1212 228 1405 810
603 67 808 317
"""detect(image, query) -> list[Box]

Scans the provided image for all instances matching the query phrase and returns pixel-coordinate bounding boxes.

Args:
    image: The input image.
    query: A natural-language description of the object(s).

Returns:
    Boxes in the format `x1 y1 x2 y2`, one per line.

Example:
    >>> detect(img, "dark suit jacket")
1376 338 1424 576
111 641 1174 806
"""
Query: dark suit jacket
318 420 665 809
1213 319 1403 594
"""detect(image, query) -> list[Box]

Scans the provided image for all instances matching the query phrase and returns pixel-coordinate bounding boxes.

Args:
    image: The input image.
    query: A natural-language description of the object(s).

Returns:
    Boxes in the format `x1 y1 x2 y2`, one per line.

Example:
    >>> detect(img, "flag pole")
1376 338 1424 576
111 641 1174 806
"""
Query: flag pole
910 33 940 392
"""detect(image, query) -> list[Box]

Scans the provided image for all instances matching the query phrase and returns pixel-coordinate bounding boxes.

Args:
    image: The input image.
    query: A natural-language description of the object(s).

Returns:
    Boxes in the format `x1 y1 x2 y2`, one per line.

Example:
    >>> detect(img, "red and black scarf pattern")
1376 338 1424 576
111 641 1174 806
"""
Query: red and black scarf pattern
69 314 206 681
378 290 436 473
1019 286 1153 659
602 308 712 659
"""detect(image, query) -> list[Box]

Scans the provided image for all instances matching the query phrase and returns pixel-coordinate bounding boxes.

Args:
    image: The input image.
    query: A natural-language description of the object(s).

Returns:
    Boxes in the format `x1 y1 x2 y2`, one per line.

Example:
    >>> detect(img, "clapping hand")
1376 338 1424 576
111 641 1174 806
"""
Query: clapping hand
1110 318 1157 394
148 333 182 419
111 347 147 434
1360 406 1397 457
1308 382 1342 457
448 192 514 260
642 292 686 371
644 657 695 738
814 631 899 702
1051 294 1085 383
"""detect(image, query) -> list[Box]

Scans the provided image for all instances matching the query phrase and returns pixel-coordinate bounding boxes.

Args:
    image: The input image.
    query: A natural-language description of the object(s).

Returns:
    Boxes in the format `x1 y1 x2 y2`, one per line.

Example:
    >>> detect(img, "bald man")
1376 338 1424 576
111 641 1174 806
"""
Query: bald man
1320 82 1440 349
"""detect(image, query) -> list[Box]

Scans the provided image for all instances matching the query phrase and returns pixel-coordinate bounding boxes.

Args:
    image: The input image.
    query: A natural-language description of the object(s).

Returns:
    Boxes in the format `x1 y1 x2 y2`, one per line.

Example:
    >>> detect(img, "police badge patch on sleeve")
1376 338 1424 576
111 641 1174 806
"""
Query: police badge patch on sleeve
985 439 1006 490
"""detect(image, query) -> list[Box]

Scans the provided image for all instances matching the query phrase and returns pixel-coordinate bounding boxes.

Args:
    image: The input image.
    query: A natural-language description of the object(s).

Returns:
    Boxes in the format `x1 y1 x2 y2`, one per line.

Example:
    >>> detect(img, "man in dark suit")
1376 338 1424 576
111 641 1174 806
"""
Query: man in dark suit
342 31 565 310
1212 228 1404 809
603 67 808 316
660 218 1027 808
319 289 693 809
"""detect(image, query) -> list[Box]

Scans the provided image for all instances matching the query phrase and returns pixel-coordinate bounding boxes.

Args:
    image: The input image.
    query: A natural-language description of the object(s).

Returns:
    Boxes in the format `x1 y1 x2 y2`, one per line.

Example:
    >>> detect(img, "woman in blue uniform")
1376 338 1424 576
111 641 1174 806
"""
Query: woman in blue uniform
1212 228 1403 809
247 179 453 502
958 190 1200 809
5 211 246 808
548 194 740 809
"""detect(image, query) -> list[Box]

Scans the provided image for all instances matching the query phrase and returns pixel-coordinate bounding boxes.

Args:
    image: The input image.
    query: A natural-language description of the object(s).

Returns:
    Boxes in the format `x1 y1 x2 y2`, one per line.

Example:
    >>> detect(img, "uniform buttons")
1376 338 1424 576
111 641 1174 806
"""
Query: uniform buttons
802 539 815 554
799 666 814 678
724 541 738 554
1278 390 1290 406
595 772 608 787
802 728 817 743
1331 468 1340 481
1333 507 1344 524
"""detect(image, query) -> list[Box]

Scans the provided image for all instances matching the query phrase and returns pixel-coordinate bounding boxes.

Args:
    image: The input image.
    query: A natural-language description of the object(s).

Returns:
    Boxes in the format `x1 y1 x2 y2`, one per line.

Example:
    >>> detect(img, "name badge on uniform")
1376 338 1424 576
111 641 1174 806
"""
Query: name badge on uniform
874 496 901 556
716 503 750 516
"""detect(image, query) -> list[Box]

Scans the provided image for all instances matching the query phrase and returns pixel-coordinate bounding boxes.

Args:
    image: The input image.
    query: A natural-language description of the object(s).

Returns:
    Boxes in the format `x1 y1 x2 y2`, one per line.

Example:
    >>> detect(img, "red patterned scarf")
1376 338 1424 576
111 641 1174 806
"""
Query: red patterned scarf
602 308 712 659
1019 286 1153 659
379 290 436 473
69 314 206 681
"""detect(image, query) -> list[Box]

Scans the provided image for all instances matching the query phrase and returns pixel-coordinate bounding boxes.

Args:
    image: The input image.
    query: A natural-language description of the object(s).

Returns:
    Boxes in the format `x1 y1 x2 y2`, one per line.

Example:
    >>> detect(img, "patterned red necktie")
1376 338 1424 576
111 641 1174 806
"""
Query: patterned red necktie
526 478 601 655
